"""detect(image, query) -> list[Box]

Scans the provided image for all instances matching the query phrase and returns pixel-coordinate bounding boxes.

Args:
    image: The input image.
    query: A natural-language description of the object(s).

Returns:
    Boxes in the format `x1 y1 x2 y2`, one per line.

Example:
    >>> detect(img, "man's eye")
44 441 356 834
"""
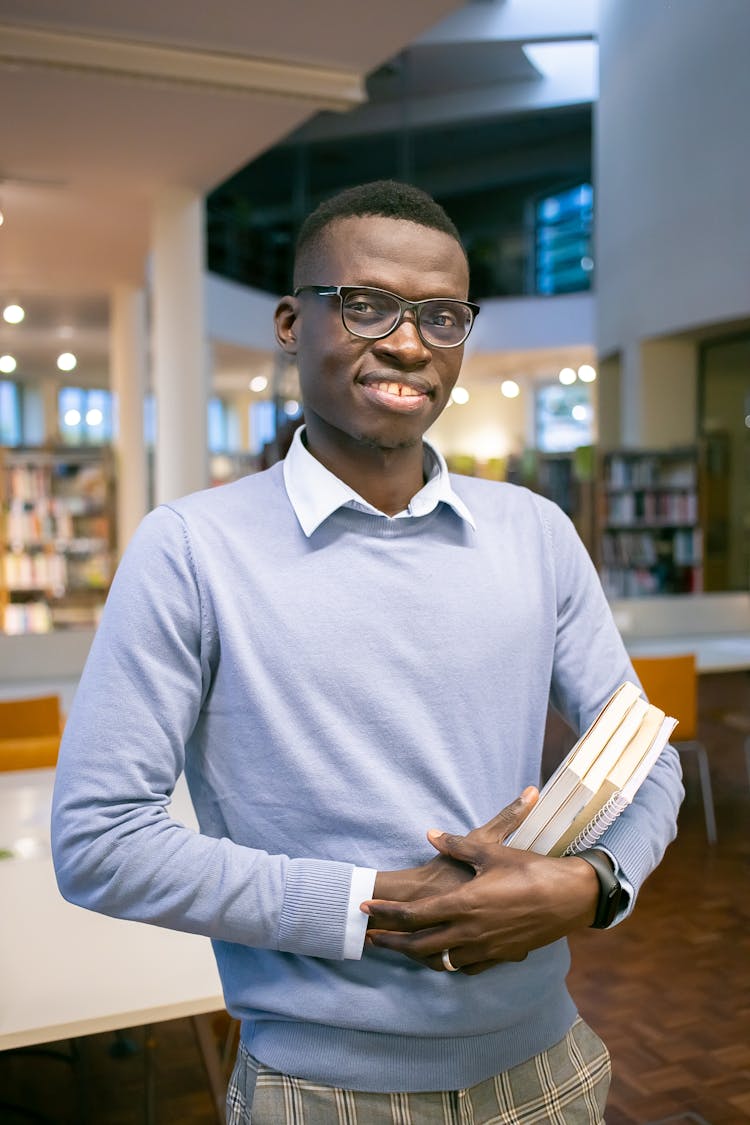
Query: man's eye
426 308 459 327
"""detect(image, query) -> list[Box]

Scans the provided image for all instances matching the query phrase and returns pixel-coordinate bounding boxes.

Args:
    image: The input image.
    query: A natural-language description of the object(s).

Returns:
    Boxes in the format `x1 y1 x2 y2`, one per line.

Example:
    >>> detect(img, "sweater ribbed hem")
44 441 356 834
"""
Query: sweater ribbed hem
240 991 578 1092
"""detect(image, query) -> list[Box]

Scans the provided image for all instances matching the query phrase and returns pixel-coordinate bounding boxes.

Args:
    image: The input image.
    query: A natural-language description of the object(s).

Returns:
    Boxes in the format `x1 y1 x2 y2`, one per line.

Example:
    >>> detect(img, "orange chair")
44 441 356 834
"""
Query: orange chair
0 694 64 771
631 654 717 844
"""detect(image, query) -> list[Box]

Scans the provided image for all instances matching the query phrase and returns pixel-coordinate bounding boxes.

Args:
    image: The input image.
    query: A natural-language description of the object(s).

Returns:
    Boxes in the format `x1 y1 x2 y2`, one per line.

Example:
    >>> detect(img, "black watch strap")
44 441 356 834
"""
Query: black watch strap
578 849 623 929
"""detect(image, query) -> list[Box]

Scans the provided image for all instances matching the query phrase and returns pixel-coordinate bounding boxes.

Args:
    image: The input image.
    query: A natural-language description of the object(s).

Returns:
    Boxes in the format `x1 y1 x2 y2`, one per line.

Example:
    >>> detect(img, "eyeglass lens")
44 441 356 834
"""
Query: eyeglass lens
341 289 473 347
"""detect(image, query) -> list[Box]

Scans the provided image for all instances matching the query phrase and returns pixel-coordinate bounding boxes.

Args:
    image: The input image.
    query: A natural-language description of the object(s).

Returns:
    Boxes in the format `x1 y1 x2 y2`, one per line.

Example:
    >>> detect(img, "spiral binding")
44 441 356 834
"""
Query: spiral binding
562 792 630 855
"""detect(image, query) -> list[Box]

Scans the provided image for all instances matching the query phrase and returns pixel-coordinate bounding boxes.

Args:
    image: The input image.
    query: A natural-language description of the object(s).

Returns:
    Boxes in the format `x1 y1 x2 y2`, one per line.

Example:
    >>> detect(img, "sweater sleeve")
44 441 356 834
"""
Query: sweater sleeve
538 497 684 902
51 505 354 960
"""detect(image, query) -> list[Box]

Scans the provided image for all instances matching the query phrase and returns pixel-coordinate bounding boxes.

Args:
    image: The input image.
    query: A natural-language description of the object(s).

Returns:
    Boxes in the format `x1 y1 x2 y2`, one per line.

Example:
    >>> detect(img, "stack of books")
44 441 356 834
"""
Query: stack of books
507 682 677 856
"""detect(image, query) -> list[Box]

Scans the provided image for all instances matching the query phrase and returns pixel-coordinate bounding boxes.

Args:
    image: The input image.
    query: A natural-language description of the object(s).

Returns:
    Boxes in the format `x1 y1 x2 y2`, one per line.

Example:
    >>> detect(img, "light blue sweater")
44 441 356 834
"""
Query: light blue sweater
51 460 683 1091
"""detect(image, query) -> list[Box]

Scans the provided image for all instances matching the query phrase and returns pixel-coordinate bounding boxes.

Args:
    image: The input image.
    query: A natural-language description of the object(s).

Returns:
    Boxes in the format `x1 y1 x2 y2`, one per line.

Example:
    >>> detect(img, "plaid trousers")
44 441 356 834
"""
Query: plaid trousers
226 1016 611 1124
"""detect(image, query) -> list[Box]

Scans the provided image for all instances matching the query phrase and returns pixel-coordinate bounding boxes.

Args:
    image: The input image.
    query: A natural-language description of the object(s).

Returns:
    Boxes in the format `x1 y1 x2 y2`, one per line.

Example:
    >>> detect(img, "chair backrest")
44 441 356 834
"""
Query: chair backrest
0 694 62 739
0 695 63 771
630 654 697 741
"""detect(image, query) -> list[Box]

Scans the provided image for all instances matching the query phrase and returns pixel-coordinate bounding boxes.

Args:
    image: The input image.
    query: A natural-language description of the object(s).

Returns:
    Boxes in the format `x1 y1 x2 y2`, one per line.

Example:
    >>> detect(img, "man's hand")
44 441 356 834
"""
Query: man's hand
369 788 539 907
362 790 600 975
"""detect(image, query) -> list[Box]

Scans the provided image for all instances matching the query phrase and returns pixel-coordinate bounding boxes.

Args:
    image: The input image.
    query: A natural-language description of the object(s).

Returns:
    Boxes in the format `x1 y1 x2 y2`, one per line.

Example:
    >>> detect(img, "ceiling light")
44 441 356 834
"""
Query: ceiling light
578 364 597 383
86 408 103 426
63 408 81 427
249 375 268 393
283 399 300 416
572 404 589 422
450 386 470 405
501 380 520 399
559 367 577 385
57 352 77 372
3 304 24 324
0 354 17 373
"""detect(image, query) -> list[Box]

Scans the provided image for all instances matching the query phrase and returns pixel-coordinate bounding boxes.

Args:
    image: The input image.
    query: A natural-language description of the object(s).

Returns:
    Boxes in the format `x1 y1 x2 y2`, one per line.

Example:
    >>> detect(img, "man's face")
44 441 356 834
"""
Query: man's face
275 216 469 456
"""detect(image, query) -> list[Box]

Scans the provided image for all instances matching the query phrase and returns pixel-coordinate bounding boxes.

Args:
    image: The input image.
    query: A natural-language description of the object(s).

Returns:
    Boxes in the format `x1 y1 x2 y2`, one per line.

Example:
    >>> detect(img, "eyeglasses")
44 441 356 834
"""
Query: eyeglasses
293 285 480 349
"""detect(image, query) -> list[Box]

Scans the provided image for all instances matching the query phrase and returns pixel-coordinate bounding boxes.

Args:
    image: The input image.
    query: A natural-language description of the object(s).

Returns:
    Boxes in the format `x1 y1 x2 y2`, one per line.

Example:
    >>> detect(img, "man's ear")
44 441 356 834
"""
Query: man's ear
274 296 298 354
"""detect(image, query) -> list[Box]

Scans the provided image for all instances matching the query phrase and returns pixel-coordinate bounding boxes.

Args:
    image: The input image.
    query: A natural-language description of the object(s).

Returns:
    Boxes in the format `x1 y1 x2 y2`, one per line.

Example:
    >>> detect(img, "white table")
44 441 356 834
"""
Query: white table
0 769 225 1052
624 633 750 674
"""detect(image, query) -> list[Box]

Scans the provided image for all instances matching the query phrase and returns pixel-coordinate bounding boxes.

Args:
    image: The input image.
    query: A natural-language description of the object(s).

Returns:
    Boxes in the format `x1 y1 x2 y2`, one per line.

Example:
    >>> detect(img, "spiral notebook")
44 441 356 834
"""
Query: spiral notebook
506 683 677 858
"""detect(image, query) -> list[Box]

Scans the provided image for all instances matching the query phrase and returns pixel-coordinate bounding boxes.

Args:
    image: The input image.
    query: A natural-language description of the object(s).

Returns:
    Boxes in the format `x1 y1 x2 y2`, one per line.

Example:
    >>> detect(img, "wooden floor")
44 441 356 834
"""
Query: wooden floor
2 672 748 1124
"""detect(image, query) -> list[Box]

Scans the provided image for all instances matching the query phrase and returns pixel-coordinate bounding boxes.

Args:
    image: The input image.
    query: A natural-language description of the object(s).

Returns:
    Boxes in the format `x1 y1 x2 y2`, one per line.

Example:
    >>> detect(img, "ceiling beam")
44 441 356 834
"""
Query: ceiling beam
0 22 367 109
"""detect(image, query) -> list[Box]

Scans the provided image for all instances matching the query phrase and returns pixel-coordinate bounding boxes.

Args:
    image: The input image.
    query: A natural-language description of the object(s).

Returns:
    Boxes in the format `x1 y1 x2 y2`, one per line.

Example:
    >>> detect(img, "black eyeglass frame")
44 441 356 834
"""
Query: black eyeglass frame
293 285 480 349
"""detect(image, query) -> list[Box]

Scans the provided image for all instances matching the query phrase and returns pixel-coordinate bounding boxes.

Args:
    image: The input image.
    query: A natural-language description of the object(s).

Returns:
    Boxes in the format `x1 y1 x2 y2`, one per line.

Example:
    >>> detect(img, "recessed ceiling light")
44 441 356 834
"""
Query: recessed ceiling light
501 380 520 399
249 375 268 393
578 364 597 382
0 354 17 373
57 352 77 371
450 386 470 405
559 367 577 385
3 304 24 324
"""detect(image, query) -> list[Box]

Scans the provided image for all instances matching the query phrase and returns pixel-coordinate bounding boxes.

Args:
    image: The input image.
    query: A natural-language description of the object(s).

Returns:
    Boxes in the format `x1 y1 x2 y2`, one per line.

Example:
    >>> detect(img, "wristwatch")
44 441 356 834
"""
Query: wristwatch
578 849 623 929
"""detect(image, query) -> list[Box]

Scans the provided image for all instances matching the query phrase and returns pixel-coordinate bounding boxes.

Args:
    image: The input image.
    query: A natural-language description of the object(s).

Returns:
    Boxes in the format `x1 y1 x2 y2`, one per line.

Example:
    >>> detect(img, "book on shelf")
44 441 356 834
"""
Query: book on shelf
507 682 677 857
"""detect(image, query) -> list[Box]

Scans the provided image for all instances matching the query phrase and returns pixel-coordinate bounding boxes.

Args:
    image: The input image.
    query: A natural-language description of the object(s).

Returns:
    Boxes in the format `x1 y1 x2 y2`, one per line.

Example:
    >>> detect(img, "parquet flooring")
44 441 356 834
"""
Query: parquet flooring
2 672 748 1124
568 671 750 1125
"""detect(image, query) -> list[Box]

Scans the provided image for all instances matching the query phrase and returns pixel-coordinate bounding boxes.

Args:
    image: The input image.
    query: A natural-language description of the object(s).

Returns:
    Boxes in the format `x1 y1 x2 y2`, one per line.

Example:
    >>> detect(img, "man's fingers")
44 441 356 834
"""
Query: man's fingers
426 829 479 866
362 897 448 932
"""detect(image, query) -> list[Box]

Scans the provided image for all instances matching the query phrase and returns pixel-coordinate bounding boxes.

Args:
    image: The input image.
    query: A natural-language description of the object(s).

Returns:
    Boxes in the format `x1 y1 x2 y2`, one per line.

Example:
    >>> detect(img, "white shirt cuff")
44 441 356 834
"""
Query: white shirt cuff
343 866 377 959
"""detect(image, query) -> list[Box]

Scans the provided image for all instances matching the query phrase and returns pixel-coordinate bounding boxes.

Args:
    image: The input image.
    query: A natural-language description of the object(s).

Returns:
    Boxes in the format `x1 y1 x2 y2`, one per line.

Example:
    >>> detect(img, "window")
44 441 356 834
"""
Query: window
535 183 594 295
249 400 276 455
1 381 45 446
536 382 593 452
0 380 21 445
208 397 241 453
58 387 114 444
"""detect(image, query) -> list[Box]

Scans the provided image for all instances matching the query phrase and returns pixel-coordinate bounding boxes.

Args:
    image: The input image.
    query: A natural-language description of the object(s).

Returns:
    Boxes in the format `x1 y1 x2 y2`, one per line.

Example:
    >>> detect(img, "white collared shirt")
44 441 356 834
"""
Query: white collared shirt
283 425 476 537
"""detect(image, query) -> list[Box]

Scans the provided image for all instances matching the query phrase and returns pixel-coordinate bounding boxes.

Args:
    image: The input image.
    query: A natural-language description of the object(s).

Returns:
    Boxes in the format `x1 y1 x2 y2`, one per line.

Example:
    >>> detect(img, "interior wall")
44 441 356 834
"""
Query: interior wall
596 353 620 451
596 0 750 353
638 339 697 448
701 334 750 589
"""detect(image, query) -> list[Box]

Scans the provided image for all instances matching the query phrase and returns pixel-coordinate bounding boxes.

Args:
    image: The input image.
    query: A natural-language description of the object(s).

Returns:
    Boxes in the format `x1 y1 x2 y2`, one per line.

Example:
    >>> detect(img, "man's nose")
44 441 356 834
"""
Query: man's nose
374 313 431 363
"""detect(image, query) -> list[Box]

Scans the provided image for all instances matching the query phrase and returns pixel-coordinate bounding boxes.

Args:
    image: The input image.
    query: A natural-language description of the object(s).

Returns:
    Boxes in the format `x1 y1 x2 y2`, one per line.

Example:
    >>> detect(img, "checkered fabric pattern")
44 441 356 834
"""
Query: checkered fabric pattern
226 1016 611 1124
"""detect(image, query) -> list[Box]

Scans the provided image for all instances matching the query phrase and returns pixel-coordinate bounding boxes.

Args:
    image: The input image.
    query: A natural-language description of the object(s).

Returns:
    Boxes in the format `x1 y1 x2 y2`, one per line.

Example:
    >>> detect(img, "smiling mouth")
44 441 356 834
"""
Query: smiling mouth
372 380 425 398
358 377 433 413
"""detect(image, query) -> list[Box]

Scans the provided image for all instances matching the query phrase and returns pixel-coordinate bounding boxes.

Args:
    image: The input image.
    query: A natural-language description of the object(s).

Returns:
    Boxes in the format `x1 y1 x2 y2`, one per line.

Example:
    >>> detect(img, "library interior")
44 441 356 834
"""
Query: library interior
1 2 748 1124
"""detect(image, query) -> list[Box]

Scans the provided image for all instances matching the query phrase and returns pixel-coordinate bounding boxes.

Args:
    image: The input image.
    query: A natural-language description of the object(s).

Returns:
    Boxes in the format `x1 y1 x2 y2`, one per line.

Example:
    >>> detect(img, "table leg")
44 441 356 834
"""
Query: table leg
191 1013 227 1124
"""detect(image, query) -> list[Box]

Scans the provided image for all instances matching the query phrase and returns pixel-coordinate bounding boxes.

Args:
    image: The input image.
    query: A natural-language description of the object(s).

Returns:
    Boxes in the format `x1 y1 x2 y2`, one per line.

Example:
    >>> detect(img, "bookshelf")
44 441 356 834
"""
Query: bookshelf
506 448 597 559
0 447 117 634
598 447 705 597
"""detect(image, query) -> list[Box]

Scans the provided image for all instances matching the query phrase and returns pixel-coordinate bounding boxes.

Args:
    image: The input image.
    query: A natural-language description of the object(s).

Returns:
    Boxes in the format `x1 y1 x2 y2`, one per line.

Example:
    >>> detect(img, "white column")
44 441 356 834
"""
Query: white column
110 285 148 554
151 188 208 504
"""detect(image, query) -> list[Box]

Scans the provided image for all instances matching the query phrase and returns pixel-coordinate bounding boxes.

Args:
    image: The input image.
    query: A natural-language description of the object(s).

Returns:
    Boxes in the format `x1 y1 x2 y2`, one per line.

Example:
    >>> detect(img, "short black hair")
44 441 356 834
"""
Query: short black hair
294 180 465 281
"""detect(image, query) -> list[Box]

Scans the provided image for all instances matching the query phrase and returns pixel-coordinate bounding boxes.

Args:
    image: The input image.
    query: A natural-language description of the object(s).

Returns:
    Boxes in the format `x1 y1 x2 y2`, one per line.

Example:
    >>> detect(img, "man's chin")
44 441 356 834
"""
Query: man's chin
354 429 424 454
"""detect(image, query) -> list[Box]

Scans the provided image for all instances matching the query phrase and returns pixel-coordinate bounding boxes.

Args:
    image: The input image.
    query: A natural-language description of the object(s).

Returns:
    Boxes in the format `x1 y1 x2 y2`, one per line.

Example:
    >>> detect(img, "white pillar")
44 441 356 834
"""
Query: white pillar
110 285 148 554
152 188 208 503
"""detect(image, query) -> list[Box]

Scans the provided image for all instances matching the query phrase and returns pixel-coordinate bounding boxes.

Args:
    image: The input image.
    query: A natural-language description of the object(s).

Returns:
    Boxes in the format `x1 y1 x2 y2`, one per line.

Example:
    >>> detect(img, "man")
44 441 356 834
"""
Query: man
52 180 683 1124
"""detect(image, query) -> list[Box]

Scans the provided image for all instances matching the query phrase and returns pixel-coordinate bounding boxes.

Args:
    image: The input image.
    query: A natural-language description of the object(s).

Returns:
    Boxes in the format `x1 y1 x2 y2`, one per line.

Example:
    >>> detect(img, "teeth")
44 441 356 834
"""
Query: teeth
375 380 420 397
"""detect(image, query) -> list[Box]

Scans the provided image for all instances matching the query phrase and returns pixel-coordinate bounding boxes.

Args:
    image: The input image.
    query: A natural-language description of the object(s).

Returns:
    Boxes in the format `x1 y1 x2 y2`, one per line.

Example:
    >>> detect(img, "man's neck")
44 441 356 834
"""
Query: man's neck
302 427 427 516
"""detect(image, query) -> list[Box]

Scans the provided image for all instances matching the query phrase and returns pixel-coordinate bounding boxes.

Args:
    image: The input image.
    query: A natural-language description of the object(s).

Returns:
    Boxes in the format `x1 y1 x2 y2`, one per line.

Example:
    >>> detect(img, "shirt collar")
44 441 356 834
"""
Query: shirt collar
283 426 476 537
